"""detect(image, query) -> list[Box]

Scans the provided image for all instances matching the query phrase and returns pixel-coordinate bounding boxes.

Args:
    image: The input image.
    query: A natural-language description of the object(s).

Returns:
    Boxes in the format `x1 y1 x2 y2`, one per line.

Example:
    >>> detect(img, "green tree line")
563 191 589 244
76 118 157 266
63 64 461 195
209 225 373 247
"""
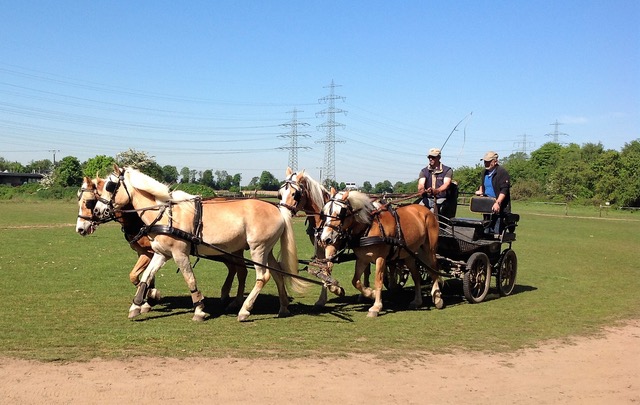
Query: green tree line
2 141 639 207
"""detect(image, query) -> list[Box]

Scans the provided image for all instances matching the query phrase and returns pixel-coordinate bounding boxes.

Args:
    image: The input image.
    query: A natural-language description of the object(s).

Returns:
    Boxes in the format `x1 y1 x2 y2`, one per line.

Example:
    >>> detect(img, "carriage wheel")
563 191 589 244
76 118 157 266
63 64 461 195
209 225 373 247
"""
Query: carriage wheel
463 252 491 303
383 265 410 291
417 261 432 285
496 249 517 296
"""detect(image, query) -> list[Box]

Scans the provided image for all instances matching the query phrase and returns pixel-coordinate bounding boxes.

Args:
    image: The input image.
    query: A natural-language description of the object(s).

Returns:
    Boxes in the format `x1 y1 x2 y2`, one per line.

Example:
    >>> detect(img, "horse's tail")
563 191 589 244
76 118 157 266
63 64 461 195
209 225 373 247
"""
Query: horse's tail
425 208 442 285
278 206 309 294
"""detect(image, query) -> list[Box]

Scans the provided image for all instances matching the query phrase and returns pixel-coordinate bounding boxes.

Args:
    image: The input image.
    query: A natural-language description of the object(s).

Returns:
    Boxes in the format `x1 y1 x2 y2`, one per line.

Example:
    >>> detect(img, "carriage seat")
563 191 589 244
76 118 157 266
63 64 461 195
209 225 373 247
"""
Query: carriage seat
447 217 490 241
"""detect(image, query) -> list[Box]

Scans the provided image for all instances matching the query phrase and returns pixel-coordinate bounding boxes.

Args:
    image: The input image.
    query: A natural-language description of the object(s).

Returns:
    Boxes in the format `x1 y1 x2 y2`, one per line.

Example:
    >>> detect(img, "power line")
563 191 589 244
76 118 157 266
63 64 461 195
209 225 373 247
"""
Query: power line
278 108 310 171
316 80 346 185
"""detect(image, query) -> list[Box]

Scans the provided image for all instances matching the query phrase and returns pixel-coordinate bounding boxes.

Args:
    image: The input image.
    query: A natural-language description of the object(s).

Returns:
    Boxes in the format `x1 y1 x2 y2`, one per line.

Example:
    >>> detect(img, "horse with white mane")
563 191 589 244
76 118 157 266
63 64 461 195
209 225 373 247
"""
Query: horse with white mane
92 164 307 322
75 176 248 312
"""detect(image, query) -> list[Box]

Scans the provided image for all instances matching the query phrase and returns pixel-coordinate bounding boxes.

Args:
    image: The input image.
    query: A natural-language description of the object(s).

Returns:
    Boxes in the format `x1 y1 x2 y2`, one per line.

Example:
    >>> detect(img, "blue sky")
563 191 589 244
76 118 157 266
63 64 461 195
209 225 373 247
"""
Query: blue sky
1 1 638 186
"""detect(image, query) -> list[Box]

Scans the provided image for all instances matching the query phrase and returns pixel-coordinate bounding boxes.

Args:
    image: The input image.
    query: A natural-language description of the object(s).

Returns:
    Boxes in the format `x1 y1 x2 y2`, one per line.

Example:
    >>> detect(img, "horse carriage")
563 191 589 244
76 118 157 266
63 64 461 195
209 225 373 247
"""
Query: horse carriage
280 169 520 317
382 195 519 305
77 165 518 321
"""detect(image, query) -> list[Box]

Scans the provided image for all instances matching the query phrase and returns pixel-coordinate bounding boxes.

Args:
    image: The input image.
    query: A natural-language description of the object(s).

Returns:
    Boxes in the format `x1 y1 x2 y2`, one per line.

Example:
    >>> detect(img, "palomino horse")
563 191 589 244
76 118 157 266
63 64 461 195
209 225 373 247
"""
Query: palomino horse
92 165 306 321
75 177 248 312
278 168 344 307
319 188 443 317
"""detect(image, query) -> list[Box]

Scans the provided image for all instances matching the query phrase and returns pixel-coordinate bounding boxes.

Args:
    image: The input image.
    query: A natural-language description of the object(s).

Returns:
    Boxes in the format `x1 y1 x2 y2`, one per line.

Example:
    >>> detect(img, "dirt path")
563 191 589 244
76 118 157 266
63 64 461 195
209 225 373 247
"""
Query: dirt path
1 320 638 404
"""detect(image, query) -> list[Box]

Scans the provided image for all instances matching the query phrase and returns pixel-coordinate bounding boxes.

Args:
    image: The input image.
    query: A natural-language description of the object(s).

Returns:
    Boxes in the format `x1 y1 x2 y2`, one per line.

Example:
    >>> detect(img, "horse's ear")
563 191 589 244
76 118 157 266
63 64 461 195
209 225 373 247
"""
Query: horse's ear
342 190 350 200
296 170 305 182
95 177 105 191
330 187 337 196
113 163 120 173
286 167 293 177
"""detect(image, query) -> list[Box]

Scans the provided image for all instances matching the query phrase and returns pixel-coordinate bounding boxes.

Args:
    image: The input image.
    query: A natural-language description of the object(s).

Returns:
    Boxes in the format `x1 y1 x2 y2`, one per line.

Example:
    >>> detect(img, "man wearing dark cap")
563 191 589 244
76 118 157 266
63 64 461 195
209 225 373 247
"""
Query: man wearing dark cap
418 147 454 217
476 151 511 233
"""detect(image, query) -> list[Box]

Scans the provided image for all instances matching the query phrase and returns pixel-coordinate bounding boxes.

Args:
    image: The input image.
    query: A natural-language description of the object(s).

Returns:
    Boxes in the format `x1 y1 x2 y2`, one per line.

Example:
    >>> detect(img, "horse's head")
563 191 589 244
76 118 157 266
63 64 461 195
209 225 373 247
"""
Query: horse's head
319 188 353 246
93 164 130 219
319 187 375 247
76 176 104 236
278 167 306 213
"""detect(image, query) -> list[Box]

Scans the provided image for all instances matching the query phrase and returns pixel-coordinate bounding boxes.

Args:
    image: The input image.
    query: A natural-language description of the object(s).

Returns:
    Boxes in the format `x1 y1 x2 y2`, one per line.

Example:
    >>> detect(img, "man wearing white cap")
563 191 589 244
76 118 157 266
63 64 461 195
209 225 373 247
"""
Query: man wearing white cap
418 147 454 216
476 151 511 233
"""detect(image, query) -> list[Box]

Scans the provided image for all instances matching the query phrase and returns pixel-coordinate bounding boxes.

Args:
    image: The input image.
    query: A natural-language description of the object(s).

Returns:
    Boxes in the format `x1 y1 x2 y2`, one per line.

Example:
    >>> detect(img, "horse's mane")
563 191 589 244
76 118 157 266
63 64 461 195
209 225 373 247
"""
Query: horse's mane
341 190 374 224
125 167 195 203
299 171 328 209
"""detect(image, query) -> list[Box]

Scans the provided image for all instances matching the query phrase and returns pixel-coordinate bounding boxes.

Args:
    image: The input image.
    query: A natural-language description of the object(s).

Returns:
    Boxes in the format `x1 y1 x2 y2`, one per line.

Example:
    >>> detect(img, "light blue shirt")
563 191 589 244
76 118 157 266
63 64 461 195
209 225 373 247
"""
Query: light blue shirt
484 170 497 197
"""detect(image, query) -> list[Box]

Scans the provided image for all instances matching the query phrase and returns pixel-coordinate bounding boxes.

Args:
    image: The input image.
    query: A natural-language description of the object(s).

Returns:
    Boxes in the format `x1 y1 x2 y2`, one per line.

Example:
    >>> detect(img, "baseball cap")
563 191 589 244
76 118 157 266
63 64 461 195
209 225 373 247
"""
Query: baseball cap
428 148 441 157
481 151 499 161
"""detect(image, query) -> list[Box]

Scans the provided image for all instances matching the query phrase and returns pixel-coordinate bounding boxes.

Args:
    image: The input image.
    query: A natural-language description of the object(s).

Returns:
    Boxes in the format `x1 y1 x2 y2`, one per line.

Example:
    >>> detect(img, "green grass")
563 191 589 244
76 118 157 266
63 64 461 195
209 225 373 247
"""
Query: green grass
0 201 638 362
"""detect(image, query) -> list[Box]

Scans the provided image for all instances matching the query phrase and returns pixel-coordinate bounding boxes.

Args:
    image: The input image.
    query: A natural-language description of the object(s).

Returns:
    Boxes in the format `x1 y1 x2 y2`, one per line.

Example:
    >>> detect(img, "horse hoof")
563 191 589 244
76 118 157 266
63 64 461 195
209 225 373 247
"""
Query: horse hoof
328 285 345 297
238 314 249 322
367 310 379 318
408 302 420 310
278 311 292 318
192 313 208 322
147 288 161 301
128 307 141 319
434 298 444 309
140 303 152 313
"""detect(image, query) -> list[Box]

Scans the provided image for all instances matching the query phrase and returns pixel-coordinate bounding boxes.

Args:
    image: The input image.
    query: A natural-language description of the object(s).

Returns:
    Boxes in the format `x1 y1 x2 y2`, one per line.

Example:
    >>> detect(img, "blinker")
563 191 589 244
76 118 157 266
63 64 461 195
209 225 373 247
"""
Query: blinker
105 180 117 193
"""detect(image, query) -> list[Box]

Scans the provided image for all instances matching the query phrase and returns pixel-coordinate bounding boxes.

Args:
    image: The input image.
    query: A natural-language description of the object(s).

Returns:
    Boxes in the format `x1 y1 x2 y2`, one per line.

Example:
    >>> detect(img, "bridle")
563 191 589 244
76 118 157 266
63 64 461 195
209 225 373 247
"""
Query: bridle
320 195 355 236
95 170 132 218
277 178 304 213
77 186 116 225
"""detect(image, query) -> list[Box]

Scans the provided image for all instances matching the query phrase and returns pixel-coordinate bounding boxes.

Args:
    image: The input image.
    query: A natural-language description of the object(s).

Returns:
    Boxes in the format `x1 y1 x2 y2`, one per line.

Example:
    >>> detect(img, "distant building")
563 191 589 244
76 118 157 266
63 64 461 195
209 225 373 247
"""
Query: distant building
0 171 44 186
345 182 358 190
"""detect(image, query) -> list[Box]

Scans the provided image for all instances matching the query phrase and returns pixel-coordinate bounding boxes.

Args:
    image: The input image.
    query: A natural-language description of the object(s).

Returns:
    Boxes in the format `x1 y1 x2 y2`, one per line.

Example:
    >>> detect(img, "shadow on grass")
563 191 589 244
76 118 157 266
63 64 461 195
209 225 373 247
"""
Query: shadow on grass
133 279 537 322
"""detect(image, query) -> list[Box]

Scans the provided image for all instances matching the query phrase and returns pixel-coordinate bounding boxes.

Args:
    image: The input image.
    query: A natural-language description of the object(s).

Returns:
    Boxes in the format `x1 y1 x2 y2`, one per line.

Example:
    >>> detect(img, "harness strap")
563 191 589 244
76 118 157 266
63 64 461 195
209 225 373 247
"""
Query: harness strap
359 236 406 248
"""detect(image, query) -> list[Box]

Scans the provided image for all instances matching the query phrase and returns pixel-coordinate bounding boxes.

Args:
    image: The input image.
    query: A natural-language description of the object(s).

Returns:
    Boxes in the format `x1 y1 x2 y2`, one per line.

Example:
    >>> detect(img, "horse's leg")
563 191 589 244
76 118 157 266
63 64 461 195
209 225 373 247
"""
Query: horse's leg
358 263 373 303
222 251 248 312
129 253 166 319
127 253 159 314
363 264 371 288
238 246 271 322
268 252 292 318
219 260 236 307
173 252 208 321
352 259 374 300
405 260 423 310
431 275 443 309
419 245 443 309
233 264 248 312
368 257 386 317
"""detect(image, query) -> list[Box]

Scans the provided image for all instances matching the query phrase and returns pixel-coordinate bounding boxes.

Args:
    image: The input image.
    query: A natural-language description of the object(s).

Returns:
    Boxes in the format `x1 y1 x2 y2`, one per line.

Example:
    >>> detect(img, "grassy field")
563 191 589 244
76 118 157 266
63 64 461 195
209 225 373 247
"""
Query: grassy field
0 200 638 362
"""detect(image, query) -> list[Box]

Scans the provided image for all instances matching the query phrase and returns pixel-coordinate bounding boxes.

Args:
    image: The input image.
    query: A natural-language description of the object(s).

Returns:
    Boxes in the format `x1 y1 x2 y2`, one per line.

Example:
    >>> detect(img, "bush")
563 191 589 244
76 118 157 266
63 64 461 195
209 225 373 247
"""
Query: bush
172 183 217 197
510 179 543 200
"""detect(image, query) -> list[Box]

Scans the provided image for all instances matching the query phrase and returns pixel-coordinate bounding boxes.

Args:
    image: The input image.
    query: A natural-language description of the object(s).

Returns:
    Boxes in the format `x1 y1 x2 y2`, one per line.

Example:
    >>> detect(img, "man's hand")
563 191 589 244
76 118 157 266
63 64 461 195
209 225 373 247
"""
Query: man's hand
492 201 501 213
